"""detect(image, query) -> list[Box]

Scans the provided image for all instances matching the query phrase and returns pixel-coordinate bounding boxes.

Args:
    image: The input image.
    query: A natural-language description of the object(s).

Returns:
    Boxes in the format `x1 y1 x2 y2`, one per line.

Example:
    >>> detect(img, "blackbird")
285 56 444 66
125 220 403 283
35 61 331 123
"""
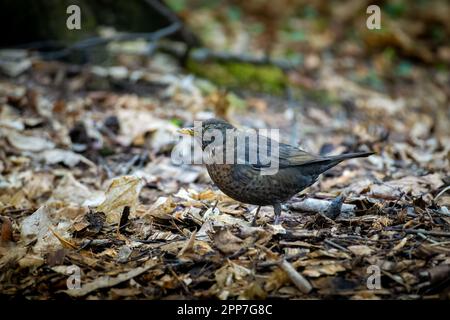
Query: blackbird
180 118 373 224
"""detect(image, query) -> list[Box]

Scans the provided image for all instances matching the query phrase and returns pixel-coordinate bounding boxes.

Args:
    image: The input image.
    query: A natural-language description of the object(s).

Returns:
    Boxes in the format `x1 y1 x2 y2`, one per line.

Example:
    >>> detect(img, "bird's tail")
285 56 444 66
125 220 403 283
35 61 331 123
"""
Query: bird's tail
314 151 374 173
327 151 375 162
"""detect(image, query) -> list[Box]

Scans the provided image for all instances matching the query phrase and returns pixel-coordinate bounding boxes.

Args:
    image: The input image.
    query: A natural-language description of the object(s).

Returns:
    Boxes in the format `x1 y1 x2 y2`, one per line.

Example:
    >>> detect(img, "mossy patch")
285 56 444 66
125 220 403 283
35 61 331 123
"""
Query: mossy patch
187 59 287 95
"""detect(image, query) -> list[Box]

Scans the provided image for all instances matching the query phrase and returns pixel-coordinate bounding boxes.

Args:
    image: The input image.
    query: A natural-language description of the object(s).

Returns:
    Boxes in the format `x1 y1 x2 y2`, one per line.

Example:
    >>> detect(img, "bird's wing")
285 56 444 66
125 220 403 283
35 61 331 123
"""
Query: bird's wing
228 130 372 172
231 131 326 169
277 142 327 167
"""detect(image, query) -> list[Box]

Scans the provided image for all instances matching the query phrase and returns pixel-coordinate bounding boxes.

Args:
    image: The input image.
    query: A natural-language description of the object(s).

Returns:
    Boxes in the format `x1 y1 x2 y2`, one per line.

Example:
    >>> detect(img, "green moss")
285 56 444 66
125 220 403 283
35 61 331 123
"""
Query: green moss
170 118 183 127
303 89 340 106
383 2 406 18
226 92 247 110
187 59 287 95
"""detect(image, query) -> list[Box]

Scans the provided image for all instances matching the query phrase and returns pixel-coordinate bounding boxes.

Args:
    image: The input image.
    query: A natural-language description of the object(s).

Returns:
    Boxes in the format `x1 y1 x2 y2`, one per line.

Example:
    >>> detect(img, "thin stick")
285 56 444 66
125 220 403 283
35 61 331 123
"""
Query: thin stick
404 229 450 237
324 239 351 253
434 185 450 201
417 232 439 244
278 259 312 294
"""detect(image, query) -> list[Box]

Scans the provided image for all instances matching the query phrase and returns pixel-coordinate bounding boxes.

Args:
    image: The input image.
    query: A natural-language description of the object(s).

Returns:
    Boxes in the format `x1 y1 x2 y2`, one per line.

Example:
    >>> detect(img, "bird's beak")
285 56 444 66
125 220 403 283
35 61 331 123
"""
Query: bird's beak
178 127 195 136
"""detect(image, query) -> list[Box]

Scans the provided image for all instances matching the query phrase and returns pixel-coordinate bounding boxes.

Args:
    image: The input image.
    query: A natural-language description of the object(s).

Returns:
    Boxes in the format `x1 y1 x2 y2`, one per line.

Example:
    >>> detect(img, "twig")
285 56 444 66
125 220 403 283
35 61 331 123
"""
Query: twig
256 253 304 269
381 270 410 291
278 259 312 294
280 230 322 241
120 154 142 175
429 240 450 247
49 227 78 250
211 200 219 211
136 150 149 169
324 239 351 253
434 185 450 201
404 229 450 237
40 22 181 60
417 232 439 244
289 198 356 215
118 206 131 233
189 48 298 70
227 247 248 260
79 239 119 248
77 239 93 252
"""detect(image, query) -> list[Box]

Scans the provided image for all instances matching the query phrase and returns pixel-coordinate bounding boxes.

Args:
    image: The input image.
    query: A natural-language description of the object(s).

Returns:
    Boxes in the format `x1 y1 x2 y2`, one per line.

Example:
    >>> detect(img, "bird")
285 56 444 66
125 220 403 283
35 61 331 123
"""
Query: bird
179 118 373 224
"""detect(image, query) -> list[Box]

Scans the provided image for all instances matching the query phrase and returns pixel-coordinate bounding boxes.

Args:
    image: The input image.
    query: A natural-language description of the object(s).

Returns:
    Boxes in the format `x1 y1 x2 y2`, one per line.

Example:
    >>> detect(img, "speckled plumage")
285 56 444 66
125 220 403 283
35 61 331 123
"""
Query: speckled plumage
191 119 373 224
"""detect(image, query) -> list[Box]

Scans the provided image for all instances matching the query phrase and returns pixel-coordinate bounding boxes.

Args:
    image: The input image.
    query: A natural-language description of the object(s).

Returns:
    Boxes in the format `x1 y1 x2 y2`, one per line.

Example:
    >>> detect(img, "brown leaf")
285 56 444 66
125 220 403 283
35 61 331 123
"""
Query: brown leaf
348 245 373 257
212 228 244 254
0 217 13 243
63 261 156 297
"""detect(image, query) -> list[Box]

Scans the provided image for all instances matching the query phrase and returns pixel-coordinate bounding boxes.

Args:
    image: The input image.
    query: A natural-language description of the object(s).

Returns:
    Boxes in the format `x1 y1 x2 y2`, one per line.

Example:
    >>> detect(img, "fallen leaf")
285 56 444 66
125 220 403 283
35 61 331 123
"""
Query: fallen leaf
96 175 143 224
63 260 156 297
213 228 244 254
302 263 346 277
51 173 94 205
20 205 72 253
6 131 54 151
348 245 373 256
40 149 96 167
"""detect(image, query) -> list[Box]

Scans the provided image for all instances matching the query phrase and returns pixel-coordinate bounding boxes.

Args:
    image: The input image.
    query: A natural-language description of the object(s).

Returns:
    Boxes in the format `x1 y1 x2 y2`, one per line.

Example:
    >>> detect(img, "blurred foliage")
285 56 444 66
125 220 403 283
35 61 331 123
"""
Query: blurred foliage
173 0 450 96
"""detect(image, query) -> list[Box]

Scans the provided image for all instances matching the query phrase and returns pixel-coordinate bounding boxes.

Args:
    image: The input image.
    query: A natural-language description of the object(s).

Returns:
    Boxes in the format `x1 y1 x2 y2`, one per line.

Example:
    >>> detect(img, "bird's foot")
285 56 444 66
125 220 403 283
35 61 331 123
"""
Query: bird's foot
251 206 261 226
273 215 282 225
325 195 345 220
273 203 282 225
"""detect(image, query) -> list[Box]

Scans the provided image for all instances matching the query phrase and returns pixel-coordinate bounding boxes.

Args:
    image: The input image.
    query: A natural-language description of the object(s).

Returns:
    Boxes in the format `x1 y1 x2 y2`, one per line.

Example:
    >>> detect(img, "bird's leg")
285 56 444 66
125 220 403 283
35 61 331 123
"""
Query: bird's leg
252 206 261 226
273 203 282 225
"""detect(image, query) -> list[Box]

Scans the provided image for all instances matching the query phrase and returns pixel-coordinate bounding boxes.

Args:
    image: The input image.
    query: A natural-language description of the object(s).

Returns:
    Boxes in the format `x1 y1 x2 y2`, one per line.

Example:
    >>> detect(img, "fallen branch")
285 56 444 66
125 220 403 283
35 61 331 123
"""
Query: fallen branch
79 239 123 250
41 22 181 60
434 185 450 201
189 48 299 70
324 239 350 253
288 198 356 217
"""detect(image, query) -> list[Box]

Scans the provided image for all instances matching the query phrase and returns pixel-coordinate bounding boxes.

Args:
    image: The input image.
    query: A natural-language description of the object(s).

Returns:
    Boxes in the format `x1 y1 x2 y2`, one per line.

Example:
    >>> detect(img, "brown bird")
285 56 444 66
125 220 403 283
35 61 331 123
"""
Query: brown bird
180 118 373 224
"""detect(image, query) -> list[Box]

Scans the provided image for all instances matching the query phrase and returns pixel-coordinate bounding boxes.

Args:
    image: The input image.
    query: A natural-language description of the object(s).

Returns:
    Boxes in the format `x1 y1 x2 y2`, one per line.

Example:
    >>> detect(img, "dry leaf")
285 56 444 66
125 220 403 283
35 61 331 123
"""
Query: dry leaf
96 175 143 224
63 260 156 297
6 131 54 151
348 245 373 256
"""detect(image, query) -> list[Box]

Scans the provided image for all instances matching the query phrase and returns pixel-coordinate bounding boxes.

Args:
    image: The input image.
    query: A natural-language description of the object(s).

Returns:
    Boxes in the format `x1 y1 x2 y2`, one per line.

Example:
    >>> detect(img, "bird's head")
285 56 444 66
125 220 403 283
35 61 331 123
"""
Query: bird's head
179 118 235 150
